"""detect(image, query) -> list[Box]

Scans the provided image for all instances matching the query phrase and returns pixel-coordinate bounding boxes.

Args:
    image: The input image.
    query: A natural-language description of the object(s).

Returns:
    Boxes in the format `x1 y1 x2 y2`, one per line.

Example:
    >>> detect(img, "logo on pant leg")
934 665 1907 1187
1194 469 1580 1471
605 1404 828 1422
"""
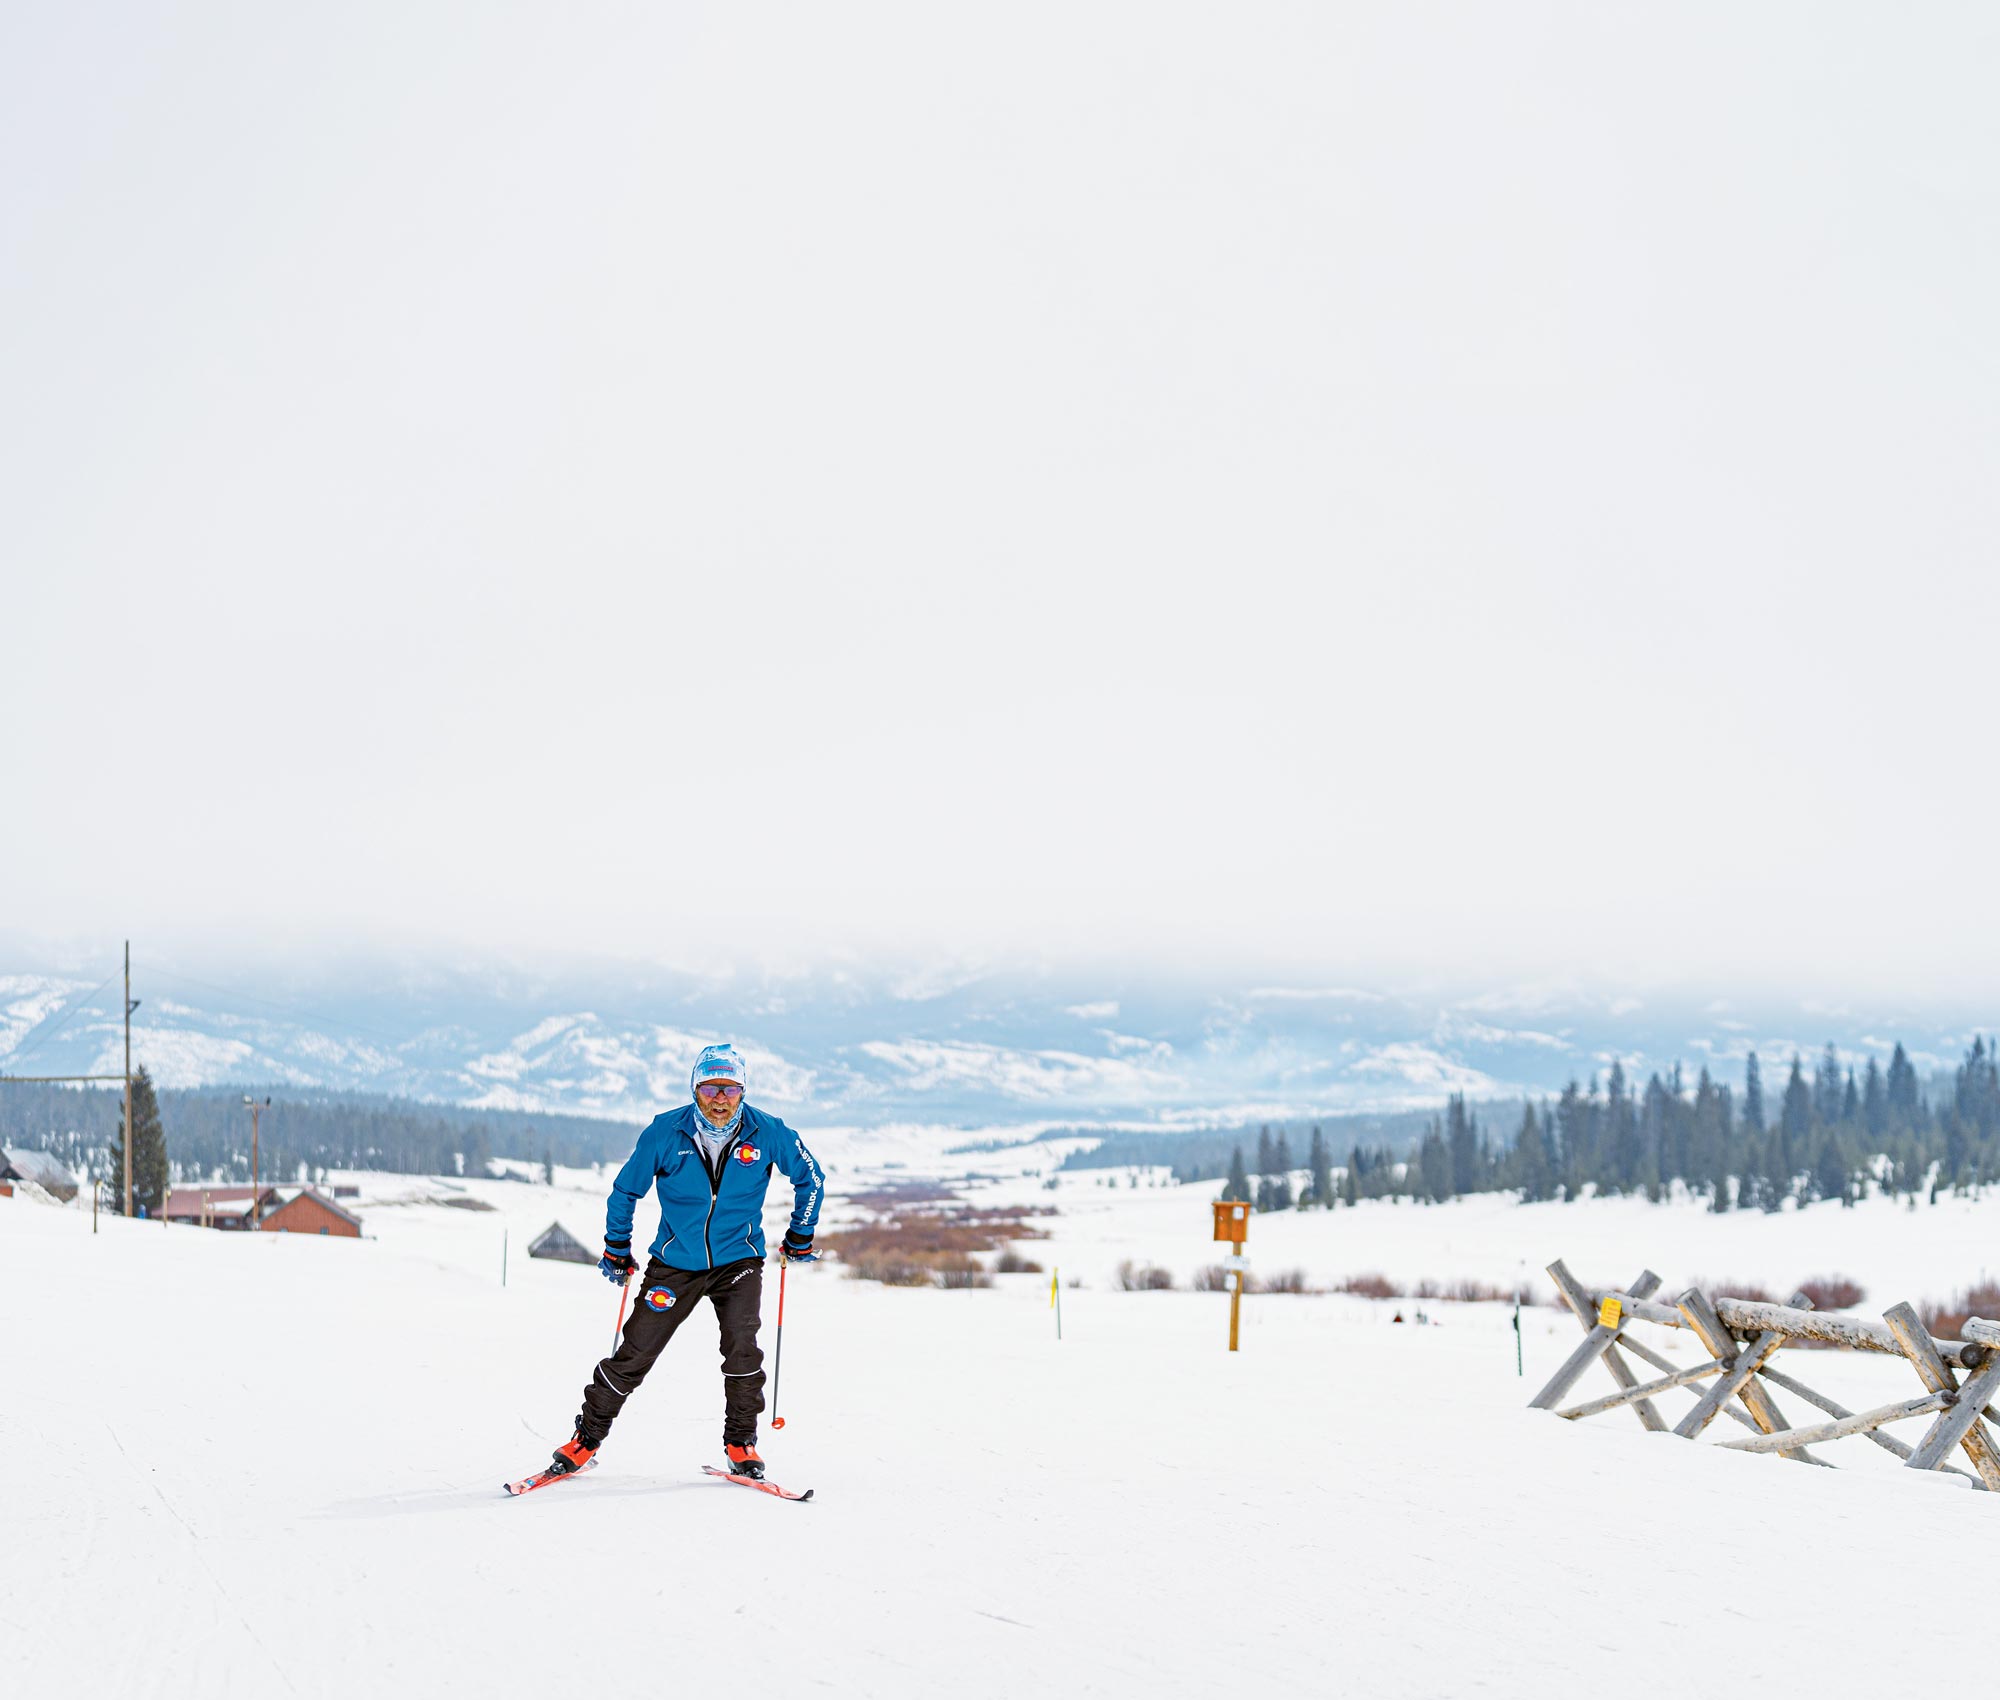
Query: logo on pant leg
643 1285 677 1311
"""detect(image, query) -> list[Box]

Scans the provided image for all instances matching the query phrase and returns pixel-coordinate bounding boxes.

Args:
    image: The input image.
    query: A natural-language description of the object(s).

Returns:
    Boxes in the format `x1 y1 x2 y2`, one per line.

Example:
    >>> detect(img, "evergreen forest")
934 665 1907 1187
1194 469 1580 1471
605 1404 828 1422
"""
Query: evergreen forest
0 1081 637 1192
1216 1039 2000 1213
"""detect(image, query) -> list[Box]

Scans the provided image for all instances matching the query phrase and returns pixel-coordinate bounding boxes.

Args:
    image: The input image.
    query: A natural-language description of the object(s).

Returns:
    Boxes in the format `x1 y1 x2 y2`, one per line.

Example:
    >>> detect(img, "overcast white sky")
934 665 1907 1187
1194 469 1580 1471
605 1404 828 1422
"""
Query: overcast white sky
4 3 1998 994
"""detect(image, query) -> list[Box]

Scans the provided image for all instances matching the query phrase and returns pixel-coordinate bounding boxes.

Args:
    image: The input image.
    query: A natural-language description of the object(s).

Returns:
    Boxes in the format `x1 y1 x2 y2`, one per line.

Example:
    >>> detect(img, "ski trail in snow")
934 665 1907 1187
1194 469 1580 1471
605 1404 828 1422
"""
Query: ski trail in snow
103 1419 300 1698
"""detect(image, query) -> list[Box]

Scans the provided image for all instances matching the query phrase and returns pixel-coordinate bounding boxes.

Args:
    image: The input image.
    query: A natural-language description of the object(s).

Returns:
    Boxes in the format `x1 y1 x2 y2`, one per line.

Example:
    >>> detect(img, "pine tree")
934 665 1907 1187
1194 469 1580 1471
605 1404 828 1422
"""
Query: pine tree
1887 1043 1920 1125
1341 1150 1360 1208
1814 1044 1844 1128
1737 1130 1762 1210
107 1067 169 1217
1513 1104 1553 1202
1418 1123 1451 1202
1555 1081 1590 1197
1692 1068 1732 1210
1780 1055 1811 1159
542 1146 555 1185
1743 1052 1766 1134
1862 1057 1887 1138
1255 1125 1275 1178
1222 1146 1251 1204
1447 1096 1479 1196
1307 1126 1332 1208
1639 1074 1671 1200
1604 1061 1639 1192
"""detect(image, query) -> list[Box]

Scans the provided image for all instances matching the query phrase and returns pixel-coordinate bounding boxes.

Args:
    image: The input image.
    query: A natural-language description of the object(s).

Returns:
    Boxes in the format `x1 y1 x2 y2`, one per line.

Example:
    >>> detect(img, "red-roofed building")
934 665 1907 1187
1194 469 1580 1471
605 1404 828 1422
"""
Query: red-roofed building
258 1188 363 1238
162 1185 364 1237
163 1186 279 1229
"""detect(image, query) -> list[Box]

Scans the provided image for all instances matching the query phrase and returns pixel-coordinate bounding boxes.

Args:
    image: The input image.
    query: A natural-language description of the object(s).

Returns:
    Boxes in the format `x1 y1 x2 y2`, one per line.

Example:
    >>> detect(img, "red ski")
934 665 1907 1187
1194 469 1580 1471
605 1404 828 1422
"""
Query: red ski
503 1458 599 1497
702 1464 814 1502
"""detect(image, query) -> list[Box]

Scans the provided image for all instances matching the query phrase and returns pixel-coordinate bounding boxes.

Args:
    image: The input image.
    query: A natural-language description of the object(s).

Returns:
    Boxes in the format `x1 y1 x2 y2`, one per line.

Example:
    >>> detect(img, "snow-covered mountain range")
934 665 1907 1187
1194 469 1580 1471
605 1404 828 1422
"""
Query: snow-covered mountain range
0 954 1984 1130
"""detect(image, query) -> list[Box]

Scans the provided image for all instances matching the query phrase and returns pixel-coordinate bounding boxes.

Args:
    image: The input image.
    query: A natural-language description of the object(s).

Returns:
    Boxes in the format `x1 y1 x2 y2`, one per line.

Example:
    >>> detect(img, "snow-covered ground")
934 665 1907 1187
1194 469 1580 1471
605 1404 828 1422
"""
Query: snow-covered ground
5 1161 1998 1699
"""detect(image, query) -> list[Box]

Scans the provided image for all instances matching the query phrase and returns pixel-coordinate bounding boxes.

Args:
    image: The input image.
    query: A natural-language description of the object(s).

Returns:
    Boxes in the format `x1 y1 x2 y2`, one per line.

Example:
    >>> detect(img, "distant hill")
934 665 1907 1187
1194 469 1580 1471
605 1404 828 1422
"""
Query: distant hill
0 956 1982 1135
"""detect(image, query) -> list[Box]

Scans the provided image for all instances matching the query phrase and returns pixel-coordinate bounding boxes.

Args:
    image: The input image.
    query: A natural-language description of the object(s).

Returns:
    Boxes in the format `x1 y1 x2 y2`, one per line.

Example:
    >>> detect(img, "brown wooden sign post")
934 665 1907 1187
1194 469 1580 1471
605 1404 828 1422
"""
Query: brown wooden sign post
1213 1200 1249 1351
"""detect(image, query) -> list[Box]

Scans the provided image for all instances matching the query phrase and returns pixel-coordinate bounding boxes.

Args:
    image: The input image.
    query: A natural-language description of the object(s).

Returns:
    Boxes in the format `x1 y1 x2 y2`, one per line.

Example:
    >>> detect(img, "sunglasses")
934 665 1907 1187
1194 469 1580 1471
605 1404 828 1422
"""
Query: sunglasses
696 1082 743 1101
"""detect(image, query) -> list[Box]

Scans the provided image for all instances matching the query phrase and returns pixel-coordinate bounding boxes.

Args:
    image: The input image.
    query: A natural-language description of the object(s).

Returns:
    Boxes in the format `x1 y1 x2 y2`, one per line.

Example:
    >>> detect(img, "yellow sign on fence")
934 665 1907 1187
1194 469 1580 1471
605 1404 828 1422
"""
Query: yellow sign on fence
1598 1296 1623 1329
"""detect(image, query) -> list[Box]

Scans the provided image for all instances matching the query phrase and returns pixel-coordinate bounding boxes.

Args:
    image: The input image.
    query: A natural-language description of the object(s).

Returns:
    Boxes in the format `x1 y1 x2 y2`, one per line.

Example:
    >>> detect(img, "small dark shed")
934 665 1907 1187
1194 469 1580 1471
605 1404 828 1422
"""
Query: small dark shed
528 1221 595 1265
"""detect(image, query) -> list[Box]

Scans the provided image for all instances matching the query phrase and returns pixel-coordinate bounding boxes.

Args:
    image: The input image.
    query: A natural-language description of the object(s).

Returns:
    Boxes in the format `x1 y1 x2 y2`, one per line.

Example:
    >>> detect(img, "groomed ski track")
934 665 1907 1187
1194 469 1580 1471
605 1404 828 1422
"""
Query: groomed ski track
8 1172 2000 1698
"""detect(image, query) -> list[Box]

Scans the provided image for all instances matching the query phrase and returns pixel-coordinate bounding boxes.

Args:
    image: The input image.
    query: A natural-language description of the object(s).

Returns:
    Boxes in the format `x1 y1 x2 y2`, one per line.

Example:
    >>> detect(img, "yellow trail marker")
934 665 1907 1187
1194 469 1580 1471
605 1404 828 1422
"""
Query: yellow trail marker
1598 1295 1623 1329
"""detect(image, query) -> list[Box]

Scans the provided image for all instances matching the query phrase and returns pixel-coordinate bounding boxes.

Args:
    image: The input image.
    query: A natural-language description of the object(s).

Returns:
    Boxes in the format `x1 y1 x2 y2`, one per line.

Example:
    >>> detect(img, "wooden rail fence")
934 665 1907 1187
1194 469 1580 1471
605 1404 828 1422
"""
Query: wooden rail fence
1529 1258 2000 1490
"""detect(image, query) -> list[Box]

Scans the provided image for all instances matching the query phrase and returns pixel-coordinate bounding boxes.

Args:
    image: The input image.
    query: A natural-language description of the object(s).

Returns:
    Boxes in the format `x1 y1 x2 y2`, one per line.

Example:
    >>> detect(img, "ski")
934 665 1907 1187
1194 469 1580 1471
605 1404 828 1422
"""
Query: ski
503 1457 599 1497
702 1464 814 1502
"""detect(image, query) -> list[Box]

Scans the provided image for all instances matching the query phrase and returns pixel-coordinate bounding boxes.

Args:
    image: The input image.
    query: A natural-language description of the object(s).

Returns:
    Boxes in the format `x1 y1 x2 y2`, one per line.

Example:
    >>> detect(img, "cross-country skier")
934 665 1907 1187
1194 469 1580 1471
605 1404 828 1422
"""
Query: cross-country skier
542 1042 824 1483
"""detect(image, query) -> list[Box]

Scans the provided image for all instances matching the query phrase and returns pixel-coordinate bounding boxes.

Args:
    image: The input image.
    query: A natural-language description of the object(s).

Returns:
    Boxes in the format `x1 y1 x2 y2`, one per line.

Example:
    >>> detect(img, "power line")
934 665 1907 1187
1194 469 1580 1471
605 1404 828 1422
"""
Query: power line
143 967 411 1049
0 966 121 1074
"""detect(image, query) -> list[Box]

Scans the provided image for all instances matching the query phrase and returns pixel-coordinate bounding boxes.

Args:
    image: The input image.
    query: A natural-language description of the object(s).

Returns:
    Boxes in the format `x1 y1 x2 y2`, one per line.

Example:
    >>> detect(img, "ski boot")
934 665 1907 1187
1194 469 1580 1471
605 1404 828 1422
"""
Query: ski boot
548 1424 599 1478
723 1441 765 1481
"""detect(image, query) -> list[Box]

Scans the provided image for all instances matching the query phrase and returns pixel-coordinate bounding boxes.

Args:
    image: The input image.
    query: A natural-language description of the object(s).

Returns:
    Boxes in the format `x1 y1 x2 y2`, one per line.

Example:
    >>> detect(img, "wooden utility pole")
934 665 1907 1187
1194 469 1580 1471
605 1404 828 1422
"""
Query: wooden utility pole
245 1095 270 1220
123 940 133 1218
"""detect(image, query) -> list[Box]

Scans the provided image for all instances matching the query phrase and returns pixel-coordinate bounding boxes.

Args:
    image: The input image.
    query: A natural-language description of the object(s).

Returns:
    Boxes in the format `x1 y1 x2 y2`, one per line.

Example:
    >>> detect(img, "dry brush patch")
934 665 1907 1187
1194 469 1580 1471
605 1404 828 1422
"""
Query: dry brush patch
1189 1265 1321 1294
1687 1276 1779 1305
1116 1260 1176 1291
1921 1281 2000 1341
846 1183 959 1211
1796 1275 1867 1312
820 1189 1051 1290
1330 1272 1533 1304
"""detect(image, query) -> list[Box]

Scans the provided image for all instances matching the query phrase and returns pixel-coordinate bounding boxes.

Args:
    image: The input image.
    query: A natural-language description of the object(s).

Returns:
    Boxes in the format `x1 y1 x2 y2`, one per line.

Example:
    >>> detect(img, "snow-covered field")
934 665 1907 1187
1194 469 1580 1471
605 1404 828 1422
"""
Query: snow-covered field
6 1159 1998 1699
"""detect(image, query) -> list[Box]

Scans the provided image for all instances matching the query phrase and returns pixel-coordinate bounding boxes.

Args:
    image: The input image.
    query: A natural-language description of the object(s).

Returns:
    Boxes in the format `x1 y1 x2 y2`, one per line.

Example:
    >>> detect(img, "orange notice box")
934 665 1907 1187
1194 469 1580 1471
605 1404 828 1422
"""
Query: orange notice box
1212 1200 1249 1244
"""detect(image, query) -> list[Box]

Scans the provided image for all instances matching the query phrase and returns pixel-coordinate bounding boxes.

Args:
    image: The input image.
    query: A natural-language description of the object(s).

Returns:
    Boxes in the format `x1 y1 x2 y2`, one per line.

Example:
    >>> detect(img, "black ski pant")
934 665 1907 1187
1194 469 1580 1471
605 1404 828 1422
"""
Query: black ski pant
577 1255 765 1448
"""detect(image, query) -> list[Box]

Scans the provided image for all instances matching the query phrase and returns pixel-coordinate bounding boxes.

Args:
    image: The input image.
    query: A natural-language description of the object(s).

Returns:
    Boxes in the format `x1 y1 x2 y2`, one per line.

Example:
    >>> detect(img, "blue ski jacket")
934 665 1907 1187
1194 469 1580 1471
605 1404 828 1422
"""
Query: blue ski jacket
605 1104 824 1272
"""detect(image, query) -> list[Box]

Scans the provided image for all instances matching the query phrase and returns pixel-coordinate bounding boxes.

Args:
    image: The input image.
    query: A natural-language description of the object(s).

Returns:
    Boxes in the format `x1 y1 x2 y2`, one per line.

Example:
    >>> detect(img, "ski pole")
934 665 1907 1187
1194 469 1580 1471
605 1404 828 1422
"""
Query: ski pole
612 1271 632 1352
769 1257 789 1429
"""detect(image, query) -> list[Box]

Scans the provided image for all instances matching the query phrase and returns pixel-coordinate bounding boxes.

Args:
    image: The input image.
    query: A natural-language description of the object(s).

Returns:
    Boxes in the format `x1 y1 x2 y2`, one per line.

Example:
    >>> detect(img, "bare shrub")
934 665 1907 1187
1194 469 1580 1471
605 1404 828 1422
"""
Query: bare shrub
1797 1275 1866 1312
839 1250 936 1287
1192 1265 1233 1292
1922 1282 2000 1342
1258 1267 1311 1294
936 1260 994 1290
994 1248 1045 1274
1116 1259 1175 1291
848 1183 958 1211
1330 1271 1525 1304
1692 1277 1777 1305
1440 1278 1524 1304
